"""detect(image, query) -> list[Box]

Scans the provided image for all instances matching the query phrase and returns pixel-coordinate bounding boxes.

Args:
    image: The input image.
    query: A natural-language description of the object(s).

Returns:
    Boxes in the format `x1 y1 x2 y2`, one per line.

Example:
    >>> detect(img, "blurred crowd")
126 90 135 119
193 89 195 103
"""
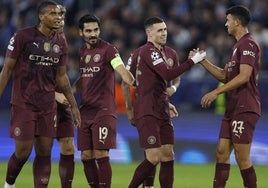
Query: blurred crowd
1 0 268 81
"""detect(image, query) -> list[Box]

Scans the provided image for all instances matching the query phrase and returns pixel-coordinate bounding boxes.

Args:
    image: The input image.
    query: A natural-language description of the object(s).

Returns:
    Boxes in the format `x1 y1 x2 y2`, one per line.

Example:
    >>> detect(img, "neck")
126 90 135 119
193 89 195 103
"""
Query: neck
148 40 162 50
38 24 53 36
234 27 248 41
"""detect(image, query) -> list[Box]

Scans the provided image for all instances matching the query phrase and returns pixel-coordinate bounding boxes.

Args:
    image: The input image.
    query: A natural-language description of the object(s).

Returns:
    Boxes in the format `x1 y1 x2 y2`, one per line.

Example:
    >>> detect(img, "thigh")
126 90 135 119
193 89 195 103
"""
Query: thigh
34 136 54 156
136 116 161 149
160 119 174 145
92 116 117 150
231 113 259 144
10 105 36 140
56 105 74 138
36 109 57 138
77 119 94 151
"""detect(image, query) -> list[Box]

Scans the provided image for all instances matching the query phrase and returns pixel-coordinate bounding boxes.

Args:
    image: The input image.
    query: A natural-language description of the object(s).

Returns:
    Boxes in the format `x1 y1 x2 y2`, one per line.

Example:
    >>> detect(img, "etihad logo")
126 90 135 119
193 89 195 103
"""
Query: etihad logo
80 66 100 73
29 54 59 64
243 50 255 58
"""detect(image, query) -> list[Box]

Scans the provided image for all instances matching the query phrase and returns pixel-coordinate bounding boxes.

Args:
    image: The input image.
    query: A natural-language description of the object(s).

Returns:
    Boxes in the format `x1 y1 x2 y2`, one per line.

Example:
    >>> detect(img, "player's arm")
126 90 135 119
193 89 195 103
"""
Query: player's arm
55 91 69 105
200 59 228 83
0 57 16 97
56 65 81 126
111 56 135 86
121 80 135 125
71 76 82 93
166 76 180 97
201 64 252 108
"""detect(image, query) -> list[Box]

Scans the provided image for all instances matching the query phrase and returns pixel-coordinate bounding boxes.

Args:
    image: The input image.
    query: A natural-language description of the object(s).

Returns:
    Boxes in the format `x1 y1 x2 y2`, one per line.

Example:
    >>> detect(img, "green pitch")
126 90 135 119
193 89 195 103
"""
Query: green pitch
0 162 267 187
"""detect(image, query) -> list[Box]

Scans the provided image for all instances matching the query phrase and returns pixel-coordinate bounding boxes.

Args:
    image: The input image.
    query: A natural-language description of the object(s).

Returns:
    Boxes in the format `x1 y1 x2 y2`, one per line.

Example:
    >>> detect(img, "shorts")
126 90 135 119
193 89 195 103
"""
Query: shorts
10 105 57 140
219 112 259 144
56 103 74 138
135 115 174 149
77 115 117 151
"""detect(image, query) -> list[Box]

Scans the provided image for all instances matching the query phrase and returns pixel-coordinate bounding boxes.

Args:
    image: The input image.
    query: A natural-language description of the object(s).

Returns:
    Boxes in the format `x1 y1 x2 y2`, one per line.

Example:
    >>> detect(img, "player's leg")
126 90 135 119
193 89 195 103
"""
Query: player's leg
232 112 259 188
78 119 99 188
81 150 99 188
93 116 117 188
5 106 35 187
33 136 54 188
159 144 174 188
4 140 33 188
58 137 75 188
129 116 160 188
158 120 175 188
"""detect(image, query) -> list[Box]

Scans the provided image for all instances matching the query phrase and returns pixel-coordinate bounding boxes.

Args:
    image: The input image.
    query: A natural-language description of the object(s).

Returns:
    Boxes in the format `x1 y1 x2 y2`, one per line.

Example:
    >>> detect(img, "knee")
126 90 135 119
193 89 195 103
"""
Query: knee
215 147 229 162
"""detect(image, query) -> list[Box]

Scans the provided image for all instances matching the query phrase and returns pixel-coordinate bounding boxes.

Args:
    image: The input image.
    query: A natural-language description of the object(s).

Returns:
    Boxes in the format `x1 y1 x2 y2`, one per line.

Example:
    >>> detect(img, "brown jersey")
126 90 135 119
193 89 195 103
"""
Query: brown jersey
6 26 68 111
225 33 261 117
78 39 121 119
133 42 193 120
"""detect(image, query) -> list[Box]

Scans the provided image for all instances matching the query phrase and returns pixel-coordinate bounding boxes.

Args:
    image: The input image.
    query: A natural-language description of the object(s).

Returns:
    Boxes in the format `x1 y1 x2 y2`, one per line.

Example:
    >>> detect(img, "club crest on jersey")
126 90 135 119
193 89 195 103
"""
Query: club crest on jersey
167 58 174 66
93 54 100 62
44 42 51 52
52 44 60 53
14 127 21 137
147 136 156 145
85 55 91 63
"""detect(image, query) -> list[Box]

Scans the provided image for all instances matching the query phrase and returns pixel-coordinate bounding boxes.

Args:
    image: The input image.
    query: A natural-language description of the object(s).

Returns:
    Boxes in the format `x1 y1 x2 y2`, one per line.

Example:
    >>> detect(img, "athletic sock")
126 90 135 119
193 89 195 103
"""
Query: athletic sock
4 181 15 188
33 155 51 188
5 153 27 185
159 160 174 188
59 153 74 188
96 156 112 188
240 166 257 188
128 159 156 188
213 163 230 188
143 151 156 188
82 158 99 188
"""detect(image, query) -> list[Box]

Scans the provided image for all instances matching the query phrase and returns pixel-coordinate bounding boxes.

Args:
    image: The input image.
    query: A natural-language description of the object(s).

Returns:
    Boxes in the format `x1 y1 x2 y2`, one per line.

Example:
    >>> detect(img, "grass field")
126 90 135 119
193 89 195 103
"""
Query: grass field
0 162 267 187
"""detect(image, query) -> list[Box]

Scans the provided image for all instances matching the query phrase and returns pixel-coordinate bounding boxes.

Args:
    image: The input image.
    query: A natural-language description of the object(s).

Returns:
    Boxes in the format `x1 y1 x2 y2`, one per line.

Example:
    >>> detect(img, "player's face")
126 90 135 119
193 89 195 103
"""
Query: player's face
225 14 238 36
39 5 62 30
149 22 167 46
80 22 100 47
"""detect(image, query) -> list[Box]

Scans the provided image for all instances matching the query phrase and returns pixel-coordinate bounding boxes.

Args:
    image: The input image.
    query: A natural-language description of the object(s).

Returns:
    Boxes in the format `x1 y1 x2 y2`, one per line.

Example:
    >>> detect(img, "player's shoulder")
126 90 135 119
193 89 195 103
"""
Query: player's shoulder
15 26 36 37
239 33 259 49
164 45 177 54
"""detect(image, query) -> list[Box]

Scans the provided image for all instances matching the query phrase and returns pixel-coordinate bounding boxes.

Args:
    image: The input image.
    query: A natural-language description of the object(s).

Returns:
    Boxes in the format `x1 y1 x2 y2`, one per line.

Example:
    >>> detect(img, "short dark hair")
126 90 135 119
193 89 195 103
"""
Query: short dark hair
78 14 101 30
144 16 164 29
226 5 251 26
38 0 58 15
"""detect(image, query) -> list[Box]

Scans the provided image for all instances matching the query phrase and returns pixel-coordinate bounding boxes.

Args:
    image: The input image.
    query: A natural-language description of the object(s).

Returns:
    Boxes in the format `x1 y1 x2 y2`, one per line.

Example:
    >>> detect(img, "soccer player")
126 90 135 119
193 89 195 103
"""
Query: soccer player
199 5 261 188
127 16 206 188
0 1 81 188
71 14 135 188
122 44 181 188
54 5 76 188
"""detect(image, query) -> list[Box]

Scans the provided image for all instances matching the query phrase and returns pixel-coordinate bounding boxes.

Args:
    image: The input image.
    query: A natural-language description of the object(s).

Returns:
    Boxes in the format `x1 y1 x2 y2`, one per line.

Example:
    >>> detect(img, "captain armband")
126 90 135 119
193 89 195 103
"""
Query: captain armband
111 56 124 69
171 85 177 92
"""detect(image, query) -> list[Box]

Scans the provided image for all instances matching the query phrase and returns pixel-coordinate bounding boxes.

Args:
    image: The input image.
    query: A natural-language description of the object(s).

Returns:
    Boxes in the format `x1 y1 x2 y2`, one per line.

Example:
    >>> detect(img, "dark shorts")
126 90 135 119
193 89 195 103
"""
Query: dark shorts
56 103 74 138
135 115 174 149
77 115 117 151
220 112 259 144
10 105 57 140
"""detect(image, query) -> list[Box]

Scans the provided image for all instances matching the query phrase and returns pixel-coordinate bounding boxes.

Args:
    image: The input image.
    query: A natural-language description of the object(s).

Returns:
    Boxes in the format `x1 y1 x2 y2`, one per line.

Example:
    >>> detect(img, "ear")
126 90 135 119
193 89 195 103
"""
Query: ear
79 29 83 37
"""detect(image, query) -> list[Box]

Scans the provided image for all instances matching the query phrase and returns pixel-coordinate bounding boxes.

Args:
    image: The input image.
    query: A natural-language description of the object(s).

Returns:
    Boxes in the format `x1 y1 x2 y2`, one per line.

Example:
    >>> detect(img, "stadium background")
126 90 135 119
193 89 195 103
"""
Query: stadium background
0 0 268 165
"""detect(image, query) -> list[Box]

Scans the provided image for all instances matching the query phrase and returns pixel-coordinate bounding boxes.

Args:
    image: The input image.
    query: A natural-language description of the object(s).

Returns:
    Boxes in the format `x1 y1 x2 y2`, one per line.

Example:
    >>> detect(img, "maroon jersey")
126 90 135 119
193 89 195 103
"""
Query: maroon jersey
6 26 68 111
78 39 120 119
134 42 192 120
126 45 179 86
225 33 261 117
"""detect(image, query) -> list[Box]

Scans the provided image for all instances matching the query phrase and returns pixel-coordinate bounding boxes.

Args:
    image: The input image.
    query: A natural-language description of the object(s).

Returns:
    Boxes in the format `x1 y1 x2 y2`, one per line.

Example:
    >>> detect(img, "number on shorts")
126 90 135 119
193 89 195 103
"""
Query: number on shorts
99 127 108 140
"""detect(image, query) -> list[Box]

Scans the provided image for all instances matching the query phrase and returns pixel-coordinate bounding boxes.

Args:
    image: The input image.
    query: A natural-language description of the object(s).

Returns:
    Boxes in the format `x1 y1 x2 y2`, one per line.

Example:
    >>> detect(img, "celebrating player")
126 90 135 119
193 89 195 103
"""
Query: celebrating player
199 5 261 188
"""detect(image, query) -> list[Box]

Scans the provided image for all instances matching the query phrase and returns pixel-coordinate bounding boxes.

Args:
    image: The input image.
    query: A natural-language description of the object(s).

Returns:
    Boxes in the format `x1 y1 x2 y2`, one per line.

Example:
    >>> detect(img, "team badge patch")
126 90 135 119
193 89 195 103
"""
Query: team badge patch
53 44 60 53
167 58 174 66
85 55 91 63
93 54 100 62
147 136 156 145
14 127 21 137
44 42 51 52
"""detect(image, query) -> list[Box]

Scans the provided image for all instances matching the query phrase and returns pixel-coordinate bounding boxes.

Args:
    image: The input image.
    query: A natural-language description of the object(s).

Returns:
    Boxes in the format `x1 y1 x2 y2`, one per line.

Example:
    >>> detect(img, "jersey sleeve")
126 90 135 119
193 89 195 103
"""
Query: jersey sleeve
106 45 124 69
239 40 259 67
6 31 25 59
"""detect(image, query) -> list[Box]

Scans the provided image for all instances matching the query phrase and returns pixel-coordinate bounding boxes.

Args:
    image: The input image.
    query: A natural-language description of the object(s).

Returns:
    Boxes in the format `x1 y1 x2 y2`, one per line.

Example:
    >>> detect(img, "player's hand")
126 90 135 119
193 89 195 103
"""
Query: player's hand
191 51 206 64
126 108 135 126
169 102 178 118
166 86 176 97
71 107 81 127
201 91 217 108
55 92 69 105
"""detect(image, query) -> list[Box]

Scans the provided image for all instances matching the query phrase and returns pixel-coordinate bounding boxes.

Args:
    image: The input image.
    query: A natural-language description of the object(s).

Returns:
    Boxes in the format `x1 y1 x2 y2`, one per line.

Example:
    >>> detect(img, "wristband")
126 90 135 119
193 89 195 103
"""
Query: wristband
171 85 177 92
